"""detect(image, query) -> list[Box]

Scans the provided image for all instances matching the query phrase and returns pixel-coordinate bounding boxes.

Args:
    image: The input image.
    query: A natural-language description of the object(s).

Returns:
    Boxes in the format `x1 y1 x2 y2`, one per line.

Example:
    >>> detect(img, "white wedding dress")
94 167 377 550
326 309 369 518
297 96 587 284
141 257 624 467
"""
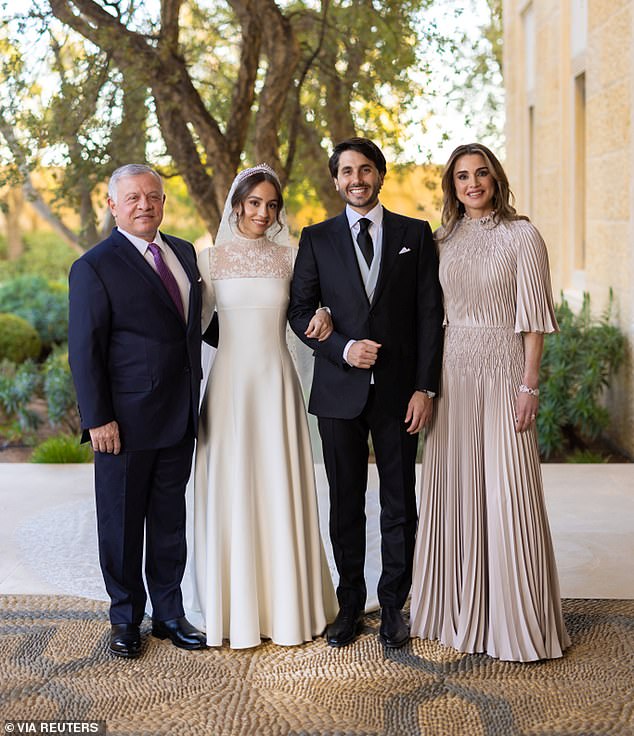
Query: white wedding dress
190 235 336 648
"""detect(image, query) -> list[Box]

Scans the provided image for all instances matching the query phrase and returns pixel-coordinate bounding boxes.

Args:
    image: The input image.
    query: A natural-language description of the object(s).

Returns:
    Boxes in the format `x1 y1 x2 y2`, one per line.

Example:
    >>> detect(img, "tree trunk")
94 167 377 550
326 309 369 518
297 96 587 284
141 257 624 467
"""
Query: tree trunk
299 121 343 218
79 188 99 249
6 188 24 260
22 180 83 253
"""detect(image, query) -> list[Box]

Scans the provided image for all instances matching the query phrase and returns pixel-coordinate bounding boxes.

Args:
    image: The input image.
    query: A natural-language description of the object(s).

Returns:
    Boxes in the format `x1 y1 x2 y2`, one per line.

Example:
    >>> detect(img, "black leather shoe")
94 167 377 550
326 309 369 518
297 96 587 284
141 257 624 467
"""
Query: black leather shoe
152 616 207 650
109 623 141 659
326 607 363 647
379 607 409 649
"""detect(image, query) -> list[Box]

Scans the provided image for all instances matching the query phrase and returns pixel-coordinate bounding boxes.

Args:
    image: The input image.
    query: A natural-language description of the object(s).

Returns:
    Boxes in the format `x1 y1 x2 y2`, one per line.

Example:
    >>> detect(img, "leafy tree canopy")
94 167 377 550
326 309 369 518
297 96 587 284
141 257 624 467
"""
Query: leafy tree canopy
0 1 493 245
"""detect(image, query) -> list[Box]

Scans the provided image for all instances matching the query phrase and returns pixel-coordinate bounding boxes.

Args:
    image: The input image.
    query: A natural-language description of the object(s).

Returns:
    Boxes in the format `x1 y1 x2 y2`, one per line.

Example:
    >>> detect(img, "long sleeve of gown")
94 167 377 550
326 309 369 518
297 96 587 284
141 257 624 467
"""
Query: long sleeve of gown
514 221 559 334
197 246 217 332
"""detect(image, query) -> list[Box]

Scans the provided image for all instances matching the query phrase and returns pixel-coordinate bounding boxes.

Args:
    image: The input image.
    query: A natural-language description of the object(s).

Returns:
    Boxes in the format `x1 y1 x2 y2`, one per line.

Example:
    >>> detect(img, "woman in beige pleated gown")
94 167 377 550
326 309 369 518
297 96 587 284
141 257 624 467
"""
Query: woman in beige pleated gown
410 143 570 661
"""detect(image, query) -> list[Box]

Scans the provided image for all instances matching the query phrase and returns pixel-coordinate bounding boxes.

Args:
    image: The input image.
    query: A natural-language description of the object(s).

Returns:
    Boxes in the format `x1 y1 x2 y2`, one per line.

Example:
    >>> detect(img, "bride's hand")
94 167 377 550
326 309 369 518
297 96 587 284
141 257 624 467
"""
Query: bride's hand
305 308 333 341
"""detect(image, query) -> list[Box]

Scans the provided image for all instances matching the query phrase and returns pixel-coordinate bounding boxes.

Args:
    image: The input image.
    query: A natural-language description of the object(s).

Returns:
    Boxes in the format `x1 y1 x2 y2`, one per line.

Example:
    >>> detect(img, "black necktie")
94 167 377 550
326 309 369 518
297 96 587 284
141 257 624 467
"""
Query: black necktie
357 218 373 267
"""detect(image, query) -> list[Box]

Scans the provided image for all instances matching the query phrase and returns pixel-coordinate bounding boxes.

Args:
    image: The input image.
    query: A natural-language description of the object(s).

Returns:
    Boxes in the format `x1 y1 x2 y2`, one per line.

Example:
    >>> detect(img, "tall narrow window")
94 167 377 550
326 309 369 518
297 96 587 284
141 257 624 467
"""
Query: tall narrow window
571 0 588 58
573 73 586 271
523 5 536 214
523 6 536 94
528 105 535 213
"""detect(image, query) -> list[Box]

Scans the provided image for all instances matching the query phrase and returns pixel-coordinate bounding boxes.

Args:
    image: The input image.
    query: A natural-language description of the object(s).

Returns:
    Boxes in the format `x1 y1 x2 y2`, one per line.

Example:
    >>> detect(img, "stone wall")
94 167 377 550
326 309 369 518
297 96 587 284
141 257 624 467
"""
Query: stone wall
503 0 634 457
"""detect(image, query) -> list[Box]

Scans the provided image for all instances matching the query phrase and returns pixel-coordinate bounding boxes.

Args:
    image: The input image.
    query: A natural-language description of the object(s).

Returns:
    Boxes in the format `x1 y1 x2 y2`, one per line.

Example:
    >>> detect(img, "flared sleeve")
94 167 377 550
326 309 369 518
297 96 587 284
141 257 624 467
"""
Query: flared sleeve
514 221 559 334
433 228 449 327
196 246 216 332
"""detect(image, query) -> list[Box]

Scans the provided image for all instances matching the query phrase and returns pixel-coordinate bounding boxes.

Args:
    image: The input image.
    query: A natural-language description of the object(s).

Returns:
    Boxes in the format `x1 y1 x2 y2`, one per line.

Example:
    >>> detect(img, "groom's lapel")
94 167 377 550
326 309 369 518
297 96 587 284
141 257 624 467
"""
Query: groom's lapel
329 212 369 304
371 208 405 306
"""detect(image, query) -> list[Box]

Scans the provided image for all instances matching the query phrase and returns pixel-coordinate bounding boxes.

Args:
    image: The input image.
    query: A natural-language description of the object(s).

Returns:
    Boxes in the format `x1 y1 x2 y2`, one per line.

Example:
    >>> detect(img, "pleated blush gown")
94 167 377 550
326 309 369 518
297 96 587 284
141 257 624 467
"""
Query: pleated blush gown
410 214 571 662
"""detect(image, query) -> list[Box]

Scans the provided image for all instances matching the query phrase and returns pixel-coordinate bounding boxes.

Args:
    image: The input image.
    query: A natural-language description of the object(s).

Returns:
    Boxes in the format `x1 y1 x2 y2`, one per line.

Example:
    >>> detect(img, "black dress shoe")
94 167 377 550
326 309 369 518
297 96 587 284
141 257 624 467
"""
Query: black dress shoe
109 623 141 659
326 607 363 647
152 616 207 650
379 607 409 648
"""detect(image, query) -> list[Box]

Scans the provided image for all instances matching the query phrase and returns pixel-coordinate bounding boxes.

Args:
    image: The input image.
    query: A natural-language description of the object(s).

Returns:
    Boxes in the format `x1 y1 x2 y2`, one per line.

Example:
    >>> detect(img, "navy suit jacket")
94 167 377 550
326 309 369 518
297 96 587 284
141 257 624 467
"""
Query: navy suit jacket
288 208 444 419
68 228 203 452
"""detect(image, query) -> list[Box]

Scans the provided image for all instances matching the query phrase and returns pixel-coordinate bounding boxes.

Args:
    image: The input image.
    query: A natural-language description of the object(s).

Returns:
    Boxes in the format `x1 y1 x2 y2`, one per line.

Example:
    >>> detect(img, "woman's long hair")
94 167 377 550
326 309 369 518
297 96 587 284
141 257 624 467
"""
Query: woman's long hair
439 143 528 240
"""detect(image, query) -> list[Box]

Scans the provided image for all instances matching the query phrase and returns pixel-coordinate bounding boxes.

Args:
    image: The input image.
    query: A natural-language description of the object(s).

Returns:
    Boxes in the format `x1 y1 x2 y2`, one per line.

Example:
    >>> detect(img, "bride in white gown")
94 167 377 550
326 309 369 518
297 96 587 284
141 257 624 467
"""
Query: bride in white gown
191 164 337 649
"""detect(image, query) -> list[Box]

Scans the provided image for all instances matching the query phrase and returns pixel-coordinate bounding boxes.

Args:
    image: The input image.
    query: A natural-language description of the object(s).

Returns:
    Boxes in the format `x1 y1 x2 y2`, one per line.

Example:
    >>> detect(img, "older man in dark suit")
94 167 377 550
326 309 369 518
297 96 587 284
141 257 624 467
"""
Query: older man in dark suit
289 138 444 648
68 164 205 658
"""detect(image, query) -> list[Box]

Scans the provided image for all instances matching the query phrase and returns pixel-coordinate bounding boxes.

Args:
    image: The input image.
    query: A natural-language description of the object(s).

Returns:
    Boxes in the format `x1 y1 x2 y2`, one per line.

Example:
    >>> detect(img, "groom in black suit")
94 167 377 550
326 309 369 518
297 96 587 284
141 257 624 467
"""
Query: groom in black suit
68 164 206 658
289 138 443 648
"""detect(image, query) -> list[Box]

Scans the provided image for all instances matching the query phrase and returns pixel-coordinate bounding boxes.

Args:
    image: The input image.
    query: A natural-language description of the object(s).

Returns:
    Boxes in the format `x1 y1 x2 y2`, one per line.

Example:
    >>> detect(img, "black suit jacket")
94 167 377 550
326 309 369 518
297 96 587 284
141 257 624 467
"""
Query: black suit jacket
68 228 203 452
288 208 443 419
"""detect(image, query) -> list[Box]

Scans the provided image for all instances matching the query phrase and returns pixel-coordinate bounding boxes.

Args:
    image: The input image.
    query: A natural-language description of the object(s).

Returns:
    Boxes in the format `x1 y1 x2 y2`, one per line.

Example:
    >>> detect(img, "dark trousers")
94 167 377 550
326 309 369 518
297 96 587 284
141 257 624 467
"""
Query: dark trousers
318 388 418 611
94 429 195 624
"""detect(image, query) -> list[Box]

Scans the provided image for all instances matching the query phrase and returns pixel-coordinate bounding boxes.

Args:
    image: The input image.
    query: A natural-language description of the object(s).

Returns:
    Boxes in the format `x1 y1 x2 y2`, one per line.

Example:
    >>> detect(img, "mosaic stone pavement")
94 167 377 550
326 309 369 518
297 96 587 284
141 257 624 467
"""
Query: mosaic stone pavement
0 596 632 735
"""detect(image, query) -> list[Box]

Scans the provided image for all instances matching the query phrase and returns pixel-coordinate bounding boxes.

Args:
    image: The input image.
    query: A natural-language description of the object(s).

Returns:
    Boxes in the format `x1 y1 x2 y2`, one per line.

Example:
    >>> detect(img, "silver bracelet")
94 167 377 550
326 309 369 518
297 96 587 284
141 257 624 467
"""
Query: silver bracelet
519 383 539 397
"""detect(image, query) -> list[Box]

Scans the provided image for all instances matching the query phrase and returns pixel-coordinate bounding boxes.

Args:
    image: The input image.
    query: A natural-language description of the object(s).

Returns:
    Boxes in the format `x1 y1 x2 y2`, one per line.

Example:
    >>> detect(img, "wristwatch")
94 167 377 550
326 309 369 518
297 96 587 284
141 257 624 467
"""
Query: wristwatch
422 390 436 398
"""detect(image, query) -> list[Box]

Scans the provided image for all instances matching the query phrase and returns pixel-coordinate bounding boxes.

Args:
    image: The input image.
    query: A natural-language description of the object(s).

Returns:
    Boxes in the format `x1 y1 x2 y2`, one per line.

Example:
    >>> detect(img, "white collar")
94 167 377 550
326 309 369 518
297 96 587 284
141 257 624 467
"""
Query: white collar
117 227 165 253
345 202 383 230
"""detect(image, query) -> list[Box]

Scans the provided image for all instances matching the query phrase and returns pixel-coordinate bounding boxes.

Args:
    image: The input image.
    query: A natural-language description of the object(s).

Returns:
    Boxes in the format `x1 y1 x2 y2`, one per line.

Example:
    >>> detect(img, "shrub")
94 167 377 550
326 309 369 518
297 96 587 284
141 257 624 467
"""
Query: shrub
18 231 78 281
0 359 41 434
0 275 68 348
565 449 608 464
42 348 80 432
538 291 626 459
0 314 41 363
30 434 92 463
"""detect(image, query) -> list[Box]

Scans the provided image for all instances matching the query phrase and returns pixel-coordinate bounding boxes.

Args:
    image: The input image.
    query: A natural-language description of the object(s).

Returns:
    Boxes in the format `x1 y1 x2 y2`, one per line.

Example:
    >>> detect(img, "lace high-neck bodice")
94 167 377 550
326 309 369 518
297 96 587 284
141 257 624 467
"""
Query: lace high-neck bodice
208 237 294 281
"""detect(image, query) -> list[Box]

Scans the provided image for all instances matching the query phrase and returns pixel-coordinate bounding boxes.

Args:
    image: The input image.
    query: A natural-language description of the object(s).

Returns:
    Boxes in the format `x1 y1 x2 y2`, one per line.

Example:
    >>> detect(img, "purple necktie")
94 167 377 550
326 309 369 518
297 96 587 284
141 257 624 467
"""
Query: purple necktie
147 242 186 321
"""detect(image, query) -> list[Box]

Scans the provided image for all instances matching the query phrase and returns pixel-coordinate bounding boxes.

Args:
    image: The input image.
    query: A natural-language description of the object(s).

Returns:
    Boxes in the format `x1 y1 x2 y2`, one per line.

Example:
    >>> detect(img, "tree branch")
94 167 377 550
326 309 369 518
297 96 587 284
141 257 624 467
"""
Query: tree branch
253 0 301 180
160 0 183 51
48 0 234 223
0 108 82 252
153 96 224 234
297 118 341 217
225 0 262 166
285 0 330 177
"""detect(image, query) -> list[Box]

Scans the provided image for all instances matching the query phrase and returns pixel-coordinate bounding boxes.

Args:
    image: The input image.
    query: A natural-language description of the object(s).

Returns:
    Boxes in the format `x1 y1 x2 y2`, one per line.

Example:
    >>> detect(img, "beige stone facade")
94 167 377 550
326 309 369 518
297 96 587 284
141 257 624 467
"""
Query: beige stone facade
503 0 634 457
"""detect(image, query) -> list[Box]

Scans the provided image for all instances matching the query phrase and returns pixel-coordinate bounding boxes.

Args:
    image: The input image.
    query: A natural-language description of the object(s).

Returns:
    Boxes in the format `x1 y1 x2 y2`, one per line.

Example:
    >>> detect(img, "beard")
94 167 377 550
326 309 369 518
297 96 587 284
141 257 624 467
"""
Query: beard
337 181 382 210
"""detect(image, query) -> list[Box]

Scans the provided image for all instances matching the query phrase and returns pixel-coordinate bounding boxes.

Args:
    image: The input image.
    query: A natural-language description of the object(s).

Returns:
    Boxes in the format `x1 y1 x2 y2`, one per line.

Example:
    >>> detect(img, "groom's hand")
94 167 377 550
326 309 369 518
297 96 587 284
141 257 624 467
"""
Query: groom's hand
404 391 433 434
347 339 381 369
89 420 121 454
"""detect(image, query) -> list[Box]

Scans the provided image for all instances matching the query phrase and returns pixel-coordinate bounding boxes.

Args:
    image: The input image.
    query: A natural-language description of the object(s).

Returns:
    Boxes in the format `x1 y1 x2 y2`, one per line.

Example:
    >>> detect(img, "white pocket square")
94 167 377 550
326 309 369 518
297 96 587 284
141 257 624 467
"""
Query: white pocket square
398 246 411 254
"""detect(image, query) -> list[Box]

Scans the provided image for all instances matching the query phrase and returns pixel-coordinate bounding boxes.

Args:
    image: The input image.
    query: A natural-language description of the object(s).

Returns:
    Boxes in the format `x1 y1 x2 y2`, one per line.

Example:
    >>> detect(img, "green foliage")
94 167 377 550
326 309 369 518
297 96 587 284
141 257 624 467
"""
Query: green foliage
30 433 92 463
0 274 68 348
42 348 80 432
0 345 79 446
0 359 41 434
0 232 77 282
19 232 78 280
445 0 505 150
565 449 608 464
538 291 626 459
2 0 452 236
0 313 41 363
1 24 139 250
